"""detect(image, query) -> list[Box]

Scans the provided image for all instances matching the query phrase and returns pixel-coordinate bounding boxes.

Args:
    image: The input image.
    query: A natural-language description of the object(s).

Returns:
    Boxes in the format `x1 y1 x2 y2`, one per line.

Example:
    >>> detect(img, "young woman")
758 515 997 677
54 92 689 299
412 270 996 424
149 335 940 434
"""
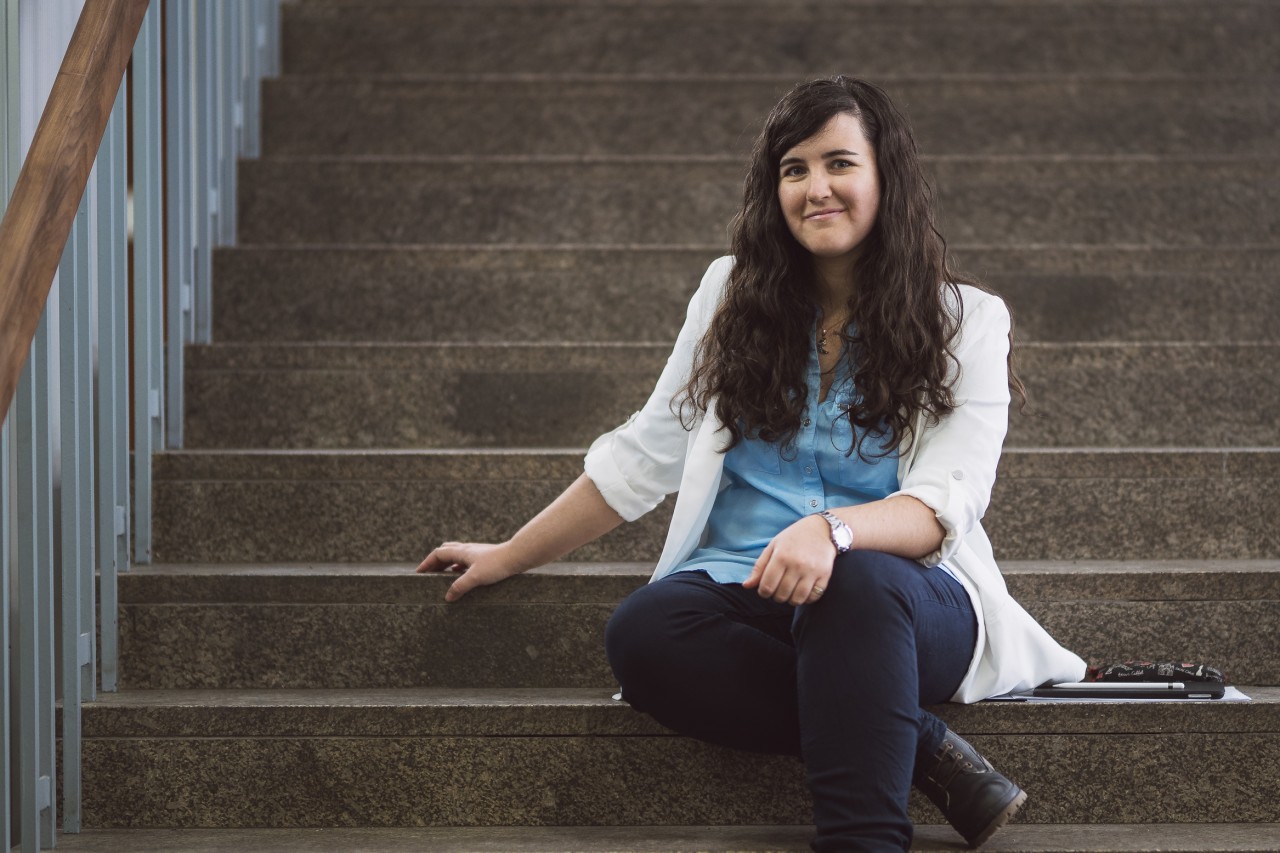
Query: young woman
417 77 1086 852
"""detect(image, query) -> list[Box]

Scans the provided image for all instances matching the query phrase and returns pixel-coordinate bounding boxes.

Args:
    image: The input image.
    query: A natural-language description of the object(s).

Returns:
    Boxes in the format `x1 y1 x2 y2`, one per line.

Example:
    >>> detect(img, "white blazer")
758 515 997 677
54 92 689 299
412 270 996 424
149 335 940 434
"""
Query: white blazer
585 256 1086 702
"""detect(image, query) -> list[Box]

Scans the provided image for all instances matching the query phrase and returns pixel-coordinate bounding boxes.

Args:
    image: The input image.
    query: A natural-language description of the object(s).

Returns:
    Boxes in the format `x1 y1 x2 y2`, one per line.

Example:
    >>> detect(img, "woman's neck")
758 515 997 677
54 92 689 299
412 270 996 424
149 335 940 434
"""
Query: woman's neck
812 257 856 316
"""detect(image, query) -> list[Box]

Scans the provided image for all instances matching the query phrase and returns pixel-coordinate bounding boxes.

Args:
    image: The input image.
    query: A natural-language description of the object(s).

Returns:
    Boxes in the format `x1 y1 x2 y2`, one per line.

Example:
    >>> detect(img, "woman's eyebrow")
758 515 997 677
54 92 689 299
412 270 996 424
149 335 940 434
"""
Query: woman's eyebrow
779 149 861 166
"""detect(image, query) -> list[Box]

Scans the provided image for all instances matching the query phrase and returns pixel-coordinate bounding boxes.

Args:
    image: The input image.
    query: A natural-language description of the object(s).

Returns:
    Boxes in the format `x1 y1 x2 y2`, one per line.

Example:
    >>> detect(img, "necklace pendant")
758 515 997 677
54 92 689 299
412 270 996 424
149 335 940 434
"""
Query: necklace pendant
817 328 829 355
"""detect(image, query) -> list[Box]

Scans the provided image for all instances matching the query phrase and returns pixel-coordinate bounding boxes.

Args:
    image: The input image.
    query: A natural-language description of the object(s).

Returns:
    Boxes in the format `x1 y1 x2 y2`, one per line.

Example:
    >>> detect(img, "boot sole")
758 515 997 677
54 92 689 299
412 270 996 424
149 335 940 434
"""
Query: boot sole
968 787 1028 849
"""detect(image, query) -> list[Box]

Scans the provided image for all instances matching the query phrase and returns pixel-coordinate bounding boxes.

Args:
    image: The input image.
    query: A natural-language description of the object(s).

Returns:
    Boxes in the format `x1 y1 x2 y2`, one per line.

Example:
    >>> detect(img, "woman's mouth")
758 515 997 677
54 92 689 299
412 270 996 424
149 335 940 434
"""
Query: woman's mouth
805 208 845 221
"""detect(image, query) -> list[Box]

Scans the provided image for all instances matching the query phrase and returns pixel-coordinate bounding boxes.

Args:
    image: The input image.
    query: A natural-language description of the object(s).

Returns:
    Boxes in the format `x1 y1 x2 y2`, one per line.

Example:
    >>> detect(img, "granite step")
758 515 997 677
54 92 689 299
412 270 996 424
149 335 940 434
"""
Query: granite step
281 1 1280 76
211 246 1280 344
262 76 1280 158
150 448 1280 564
115 561 1280 689
182 342 1280 449
73 686 1280 828
236 157 1280 246
42 824 1280 853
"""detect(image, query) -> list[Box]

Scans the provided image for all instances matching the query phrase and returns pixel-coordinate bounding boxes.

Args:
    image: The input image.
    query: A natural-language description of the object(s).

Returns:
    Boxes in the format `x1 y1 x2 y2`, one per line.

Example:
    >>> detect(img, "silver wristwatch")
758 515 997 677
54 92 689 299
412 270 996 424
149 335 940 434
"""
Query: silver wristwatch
818 510 854 553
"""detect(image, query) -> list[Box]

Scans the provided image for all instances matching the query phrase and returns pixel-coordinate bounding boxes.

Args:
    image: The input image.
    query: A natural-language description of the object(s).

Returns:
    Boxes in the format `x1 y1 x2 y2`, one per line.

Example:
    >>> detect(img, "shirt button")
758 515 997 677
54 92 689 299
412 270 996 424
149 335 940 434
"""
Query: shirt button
810 499 818 507
952 470 965 480
803 418 812 427
805 466 813 474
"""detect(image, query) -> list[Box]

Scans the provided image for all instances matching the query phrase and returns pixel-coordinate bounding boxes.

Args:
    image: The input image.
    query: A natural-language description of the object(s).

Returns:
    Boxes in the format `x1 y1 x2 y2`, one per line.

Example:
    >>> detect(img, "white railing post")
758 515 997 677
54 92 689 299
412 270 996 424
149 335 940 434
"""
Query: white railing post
14 313 57 853
164 0 191 448
1 0 20 845
57 185 95 834
132 0 163 564
0 0 19 845
96 83 129 693
193 0 215 344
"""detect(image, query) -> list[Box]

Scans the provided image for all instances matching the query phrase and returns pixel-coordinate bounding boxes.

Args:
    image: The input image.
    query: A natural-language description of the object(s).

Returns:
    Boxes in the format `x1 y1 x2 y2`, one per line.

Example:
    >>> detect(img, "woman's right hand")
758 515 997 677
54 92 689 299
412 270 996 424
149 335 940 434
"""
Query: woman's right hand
415 542 523 602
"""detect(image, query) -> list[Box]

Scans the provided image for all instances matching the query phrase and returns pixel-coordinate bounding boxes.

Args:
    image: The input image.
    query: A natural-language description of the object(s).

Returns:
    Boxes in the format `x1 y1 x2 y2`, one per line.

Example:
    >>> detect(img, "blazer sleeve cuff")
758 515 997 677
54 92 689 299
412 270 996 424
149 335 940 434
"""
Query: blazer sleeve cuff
584 424 657 523
891 475 971 566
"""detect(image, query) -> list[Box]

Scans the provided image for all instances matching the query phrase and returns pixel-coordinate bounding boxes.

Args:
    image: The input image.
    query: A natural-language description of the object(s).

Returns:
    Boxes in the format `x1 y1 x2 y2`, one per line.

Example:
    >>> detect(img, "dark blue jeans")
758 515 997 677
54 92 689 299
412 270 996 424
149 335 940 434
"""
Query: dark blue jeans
604 550 978 852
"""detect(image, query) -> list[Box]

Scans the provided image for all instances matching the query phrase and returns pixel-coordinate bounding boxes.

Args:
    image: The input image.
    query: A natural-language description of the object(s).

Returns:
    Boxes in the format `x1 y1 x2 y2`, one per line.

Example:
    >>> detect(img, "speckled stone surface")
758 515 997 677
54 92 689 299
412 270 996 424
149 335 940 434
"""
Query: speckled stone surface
118 560 1280 605
211 247 1280 344
42 824 1280 853
182 344 665 449
281 2 1280 75
212 247 712 343
77 729 1280 827
182 342 1280 449
76 686 1280 739
118 601 621 689
114 563 1280 688
262 77 1280 158
236 159 1280 247
150 449 1280 563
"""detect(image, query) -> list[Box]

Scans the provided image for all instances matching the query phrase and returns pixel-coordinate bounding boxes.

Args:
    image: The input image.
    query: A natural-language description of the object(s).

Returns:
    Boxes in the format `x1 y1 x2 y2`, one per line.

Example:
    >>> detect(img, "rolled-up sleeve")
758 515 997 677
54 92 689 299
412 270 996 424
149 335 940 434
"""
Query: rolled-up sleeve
584 256 731 521
893 291 1012 566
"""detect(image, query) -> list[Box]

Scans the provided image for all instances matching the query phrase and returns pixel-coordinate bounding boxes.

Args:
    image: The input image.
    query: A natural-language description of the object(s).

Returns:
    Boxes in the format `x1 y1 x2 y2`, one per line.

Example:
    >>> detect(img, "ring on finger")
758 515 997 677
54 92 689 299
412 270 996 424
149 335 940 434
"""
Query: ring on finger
812 586 825 596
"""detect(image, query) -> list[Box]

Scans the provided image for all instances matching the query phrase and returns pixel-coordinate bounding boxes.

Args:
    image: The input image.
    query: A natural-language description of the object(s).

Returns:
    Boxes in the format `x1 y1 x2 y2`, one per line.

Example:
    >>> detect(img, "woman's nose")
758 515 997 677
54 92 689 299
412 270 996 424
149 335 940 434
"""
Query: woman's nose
806 176 831 202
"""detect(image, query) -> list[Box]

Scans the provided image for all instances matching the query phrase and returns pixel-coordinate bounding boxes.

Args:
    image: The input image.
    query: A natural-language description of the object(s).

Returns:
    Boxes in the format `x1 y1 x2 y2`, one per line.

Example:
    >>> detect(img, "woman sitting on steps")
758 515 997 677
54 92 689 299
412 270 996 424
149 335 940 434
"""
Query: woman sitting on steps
417 76 1086 852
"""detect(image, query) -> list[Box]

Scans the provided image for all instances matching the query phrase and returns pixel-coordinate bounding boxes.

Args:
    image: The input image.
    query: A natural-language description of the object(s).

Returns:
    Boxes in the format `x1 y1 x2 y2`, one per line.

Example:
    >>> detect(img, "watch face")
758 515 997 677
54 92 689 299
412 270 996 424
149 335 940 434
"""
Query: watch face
834 525 854 550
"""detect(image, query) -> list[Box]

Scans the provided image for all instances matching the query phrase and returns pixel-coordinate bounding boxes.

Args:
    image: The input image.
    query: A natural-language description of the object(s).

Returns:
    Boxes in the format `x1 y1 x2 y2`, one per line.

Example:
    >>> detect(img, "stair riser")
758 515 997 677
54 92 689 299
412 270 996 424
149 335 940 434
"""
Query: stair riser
262 79 1280 158
79 732 1280 827
183 346 1280 449
149 452 1280 563
282 3 1279 75
237 161 1280 247
117 597 1280 689
212 248 1280 344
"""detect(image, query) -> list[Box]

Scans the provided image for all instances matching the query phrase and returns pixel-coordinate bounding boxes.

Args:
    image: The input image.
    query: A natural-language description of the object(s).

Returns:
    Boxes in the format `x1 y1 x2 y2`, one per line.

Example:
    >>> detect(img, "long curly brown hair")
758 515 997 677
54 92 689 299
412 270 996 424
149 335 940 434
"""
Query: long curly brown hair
679 76 1024 458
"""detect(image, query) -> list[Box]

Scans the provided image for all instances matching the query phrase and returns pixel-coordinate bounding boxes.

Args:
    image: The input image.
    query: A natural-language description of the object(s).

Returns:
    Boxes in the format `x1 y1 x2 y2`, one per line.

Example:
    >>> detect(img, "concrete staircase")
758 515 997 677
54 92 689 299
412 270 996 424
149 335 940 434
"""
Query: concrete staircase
66 1 1280 850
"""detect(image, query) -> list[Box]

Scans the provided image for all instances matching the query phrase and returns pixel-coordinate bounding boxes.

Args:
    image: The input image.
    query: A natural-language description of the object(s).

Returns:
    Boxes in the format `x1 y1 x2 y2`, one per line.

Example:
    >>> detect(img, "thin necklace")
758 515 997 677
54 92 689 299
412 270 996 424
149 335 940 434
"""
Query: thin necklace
818 314 847 355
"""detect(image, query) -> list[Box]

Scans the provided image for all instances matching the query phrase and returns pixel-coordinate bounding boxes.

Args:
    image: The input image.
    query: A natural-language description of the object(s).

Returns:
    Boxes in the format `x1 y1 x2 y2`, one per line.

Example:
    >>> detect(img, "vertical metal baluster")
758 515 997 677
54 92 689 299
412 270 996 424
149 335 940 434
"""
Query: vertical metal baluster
16 309 55 853
243 0 261 159
269 0 282 77
0 0 19 843
96 83 127 693
57 188 92 835
165 0 189 448
132 1 163 564
217 1 235 246
76 174 95 711
231 0 243 161
193 0 214 344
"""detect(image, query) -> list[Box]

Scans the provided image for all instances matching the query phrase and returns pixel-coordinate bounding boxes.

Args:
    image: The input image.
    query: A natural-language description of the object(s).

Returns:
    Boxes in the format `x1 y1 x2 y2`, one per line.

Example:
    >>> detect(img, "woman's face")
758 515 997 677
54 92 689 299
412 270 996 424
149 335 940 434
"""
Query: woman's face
776 112 881 271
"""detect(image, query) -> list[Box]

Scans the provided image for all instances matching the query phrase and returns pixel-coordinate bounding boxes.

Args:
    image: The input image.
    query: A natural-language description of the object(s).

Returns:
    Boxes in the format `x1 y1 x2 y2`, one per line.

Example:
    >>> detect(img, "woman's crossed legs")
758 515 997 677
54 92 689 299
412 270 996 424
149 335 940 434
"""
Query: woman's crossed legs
605 550 978 852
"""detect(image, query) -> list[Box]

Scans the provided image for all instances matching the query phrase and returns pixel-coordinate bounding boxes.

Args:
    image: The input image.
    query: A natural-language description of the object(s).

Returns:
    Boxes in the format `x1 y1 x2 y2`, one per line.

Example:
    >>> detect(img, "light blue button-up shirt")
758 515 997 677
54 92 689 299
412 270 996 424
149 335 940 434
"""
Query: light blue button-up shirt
675 329 901 584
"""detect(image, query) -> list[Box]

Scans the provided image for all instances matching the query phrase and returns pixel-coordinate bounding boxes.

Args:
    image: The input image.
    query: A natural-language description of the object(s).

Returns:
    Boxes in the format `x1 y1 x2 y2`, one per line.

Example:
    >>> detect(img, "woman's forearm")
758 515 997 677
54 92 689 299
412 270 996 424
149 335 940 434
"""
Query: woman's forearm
829 495 946 561
503 472 626 571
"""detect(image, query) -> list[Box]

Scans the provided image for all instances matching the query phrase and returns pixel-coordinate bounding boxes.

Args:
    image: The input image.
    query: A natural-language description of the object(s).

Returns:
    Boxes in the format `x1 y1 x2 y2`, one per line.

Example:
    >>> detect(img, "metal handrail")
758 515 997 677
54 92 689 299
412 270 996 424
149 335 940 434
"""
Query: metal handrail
0 1 280 849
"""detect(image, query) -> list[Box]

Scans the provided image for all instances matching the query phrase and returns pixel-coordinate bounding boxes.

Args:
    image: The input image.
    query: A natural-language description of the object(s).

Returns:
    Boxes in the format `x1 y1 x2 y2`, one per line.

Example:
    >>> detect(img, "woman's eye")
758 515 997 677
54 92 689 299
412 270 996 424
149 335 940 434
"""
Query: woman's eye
830 159 853 169
781 165 806 178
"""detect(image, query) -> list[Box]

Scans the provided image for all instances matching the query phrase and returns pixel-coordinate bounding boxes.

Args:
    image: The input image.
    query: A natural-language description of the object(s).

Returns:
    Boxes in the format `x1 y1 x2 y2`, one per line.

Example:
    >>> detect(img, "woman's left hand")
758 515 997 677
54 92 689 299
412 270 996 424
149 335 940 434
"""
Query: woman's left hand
743 514 836 605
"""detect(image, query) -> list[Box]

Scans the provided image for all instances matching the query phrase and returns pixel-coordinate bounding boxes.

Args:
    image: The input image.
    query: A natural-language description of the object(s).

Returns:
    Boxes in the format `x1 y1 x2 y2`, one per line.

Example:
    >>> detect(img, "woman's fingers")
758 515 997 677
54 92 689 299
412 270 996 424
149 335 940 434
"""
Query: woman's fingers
416 543 513 602
445 573 475 603
416 542 473 574
743 541 772 589
416 545 457 573
773 572 803 605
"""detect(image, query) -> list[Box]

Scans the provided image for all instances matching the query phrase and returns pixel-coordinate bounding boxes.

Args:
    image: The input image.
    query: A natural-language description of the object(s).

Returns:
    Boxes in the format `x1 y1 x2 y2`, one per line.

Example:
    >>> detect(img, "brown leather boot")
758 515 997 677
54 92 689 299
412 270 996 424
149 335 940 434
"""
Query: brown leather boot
914 729 1027 848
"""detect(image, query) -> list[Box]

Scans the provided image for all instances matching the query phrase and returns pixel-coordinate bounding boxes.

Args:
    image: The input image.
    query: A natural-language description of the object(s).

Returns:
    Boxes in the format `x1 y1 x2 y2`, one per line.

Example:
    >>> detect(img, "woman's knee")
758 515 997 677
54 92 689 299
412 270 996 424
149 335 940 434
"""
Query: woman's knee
822 550 920 610
604 579 693 694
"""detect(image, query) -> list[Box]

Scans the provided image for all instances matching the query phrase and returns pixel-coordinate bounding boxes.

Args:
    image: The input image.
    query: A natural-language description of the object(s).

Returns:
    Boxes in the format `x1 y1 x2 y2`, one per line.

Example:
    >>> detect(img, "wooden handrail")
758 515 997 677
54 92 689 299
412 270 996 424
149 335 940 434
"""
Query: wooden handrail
0 0 150 422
